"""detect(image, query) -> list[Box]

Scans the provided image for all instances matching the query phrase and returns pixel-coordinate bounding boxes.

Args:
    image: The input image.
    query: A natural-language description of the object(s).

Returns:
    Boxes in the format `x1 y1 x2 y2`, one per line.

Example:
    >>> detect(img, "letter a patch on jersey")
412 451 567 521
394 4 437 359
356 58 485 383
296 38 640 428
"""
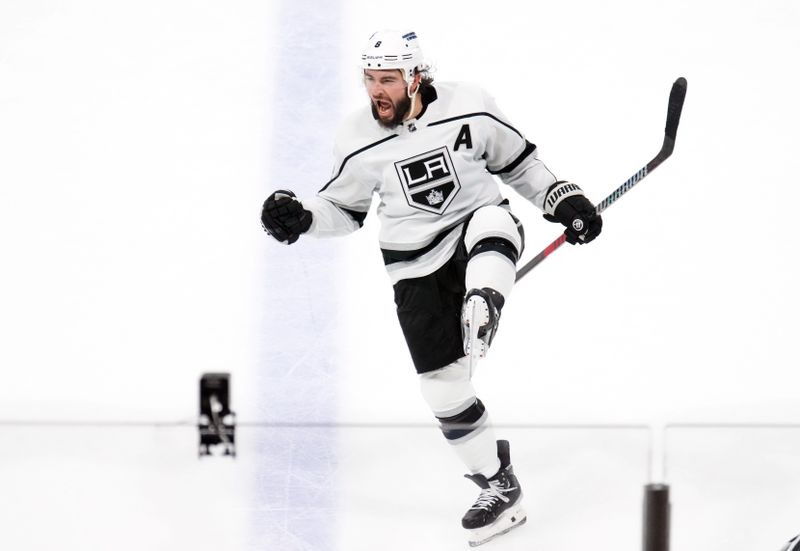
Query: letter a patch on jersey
394 147 461 214
453 124 473 151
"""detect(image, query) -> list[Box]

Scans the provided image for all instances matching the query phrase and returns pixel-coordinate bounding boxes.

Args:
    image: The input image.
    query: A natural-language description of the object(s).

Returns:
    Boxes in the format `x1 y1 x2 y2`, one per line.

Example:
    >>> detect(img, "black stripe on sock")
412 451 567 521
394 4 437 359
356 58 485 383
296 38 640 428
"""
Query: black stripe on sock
469 237 519 264
436 399 486 441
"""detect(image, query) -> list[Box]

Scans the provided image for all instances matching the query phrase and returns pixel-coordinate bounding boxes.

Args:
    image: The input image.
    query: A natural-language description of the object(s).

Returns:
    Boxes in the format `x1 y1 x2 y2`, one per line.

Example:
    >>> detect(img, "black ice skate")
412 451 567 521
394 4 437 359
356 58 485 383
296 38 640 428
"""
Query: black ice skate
461 287 504 363
462 440 526 547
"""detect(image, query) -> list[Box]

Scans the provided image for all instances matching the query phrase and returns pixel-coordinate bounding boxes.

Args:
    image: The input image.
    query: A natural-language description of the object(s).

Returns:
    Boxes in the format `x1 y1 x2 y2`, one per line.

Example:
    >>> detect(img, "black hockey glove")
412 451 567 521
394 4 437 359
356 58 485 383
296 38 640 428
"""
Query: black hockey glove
261 190 312 244
542 181 602 244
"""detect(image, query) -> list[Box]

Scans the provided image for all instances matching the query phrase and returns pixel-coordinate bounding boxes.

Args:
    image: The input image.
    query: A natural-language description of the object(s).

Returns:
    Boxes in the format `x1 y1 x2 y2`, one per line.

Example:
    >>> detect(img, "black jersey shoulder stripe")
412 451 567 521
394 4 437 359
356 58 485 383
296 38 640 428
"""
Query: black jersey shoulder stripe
427 112 523 139
488 140 537 175
319 134 399 193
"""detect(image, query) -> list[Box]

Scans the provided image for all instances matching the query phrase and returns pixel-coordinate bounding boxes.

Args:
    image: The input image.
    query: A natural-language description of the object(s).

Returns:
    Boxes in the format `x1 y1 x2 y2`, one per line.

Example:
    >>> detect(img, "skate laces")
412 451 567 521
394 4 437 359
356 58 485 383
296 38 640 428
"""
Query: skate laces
470 479 512 510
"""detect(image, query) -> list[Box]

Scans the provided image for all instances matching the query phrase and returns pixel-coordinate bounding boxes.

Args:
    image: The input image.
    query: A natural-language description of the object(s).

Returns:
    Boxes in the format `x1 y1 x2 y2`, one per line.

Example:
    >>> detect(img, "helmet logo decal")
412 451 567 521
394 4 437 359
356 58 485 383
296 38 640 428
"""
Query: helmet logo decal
361 30 423 81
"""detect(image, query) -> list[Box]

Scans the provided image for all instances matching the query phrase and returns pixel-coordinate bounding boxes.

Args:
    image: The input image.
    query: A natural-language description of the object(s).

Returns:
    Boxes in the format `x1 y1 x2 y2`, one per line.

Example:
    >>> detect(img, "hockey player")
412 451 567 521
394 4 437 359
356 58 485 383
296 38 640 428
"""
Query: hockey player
261 30 602 546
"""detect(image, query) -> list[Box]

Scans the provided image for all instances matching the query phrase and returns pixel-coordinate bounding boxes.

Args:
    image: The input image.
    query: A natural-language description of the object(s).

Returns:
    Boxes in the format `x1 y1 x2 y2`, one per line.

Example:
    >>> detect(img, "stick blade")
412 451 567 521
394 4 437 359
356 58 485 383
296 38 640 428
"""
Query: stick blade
665 77 687 141
651 77 688 165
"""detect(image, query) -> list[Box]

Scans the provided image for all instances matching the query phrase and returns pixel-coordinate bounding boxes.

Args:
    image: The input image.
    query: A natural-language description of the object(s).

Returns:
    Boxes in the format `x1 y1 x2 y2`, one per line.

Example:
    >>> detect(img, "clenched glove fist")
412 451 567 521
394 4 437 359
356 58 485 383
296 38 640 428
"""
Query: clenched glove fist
261 190 312 244
542 181 602 244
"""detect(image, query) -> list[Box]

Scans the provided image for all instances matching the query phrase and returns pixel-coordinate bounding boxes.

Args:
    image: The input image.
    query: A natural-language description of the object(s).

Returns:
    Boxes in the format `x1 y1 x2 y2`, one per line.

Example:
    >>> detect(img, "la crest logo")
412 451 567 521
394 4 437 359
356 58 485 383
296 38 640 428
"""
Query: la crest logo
394 147 461 214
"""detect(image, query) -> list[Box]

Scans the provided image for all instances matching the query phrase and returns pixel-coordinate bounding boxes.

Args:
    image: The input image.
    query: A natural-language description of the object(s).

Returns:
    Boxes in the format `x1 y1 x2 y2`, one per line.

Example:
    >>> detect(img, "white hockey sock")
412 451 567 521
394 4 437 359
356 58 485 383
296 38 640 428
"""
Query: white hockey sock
465 251 516 299
450 421 502 478
419 358 502 478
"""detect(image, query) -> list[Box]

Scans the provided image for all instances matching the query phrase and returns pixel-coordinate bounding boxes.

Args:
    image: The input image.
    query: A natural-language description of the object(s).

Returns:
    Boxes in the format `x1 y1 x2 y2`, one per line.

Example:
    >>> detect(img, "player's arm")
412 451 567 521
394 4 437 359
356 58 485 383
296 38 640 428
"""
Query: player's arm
261 137 373 244
481 90 602 245
260 191 366 244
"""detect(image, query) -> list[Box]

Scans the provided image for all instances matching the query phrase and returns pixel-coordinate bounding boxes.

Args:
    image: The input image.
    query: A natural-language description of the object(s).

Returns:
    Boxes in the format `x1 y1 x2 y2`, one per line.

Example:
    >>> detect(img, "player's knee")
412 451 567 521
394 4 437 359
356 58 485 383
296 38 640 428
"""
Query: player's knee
419 357 489 442
465 206 523 263
418 356 474 415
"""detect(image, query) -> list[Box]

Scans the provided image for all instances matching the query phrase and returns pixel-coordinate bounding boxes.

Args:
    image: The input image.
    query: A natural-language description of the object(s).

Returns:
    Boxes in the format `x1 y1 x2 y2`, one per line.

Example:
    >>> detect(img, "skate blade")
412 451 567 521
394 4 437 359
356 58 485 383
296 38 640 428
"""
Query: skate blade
463 297 490 360
466 504 527 547
465 339 486 361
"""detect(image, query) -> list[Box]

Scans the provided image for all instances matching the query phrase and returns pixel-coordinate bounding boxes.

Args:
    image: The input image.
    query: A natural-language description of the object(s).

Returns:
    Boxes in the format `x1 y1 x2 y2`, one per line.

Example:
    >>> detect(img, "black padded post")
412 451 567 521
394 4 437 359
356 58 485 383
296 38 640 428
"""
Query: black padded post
643 483 670 551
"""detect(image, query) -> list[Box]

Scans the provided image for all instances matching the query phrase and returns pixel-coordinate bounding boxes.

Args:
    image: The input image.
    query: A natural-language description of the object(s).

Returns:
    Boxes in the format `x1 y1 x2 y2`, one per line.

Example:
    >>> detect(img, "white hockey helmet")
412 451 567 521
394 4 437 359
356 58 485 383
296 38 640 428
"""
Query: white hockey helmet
361 30 424 83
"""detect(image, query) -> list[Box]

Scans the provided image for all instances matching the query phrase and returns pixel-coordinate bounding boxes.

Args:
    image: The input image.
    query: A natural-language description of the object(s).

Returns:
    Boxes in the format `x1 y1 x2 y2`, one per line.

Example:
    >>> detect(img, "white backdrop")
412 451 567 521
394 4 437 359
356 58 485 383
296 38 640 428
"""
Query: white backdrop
1 1 798 550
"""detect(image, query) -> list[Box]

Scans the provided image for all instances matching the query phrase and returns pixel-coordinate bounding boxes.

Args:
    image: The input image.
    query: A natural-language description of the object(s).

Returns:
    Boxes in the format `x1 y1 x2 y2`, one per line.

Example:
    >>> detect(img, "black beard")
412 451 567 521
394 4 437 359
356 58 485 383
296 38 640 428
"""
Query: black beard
371 94 412 129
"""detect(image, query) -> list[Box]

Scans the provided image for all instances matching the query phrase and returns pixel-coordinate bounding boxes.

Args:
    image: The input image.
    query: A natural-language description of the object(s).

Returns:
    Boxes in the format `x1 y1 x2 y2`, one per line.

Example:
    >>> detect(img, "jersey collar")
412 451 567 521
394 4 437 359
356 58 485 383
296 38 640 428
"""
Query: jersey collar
415 83 438 121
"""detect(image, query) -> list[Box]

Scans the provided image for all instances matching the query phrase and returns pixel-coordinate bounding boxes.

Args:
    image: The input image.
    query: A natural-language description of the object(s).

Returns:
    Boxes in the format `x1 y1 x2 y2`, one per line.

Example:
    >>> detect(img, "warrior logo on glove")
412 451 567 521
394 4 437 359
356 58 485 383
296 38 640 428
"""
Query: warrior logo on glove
542 181 603 244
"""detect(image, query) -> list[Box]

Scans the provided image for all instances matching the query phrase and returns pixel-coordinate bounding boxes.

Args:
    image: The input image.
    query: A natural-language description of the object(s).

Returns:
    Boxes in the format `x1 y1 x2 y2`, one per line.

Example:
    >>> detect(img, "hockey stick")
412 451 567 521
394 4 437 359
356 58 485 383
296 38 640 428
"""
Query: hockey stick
515 77 688 281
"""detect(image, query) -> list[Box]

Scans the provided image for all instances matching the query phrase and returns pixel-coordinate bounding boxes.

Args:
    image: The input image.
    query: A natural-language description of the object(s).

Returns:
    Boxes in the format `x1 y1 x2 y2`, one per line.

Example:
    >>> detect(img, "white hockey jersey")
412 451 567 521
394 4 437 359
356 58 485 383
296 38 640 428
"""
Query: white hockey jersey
303 81 558 283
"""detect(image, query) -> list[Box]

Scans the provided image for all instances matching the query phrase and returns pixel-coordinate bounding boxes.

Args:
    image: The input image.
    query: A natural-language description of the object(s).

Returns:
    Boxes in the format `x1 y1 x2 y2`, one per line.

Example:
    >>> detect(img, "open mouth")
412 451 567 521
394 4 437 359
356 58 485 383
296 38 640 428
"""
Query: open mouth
375 98 393 118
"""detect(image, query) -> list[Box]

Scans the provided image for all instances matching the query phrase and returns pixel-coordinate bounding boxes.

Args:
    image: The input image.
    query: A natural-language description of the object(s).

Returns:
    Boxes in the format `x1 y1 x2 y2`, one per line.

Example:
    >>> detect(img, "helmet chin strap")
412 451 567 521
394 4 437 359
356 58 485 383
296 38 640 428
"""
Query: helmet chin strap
403 79 420 122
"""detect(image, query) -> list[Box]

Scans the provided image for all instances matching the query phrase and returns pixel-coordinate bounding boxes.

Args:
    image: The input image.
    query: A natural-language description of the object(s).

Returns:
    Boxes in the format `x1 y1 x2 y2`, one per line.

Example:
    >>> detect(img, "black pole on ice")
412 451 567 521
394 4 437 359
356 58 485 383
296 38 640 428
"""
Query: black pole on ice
642 483 670 551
